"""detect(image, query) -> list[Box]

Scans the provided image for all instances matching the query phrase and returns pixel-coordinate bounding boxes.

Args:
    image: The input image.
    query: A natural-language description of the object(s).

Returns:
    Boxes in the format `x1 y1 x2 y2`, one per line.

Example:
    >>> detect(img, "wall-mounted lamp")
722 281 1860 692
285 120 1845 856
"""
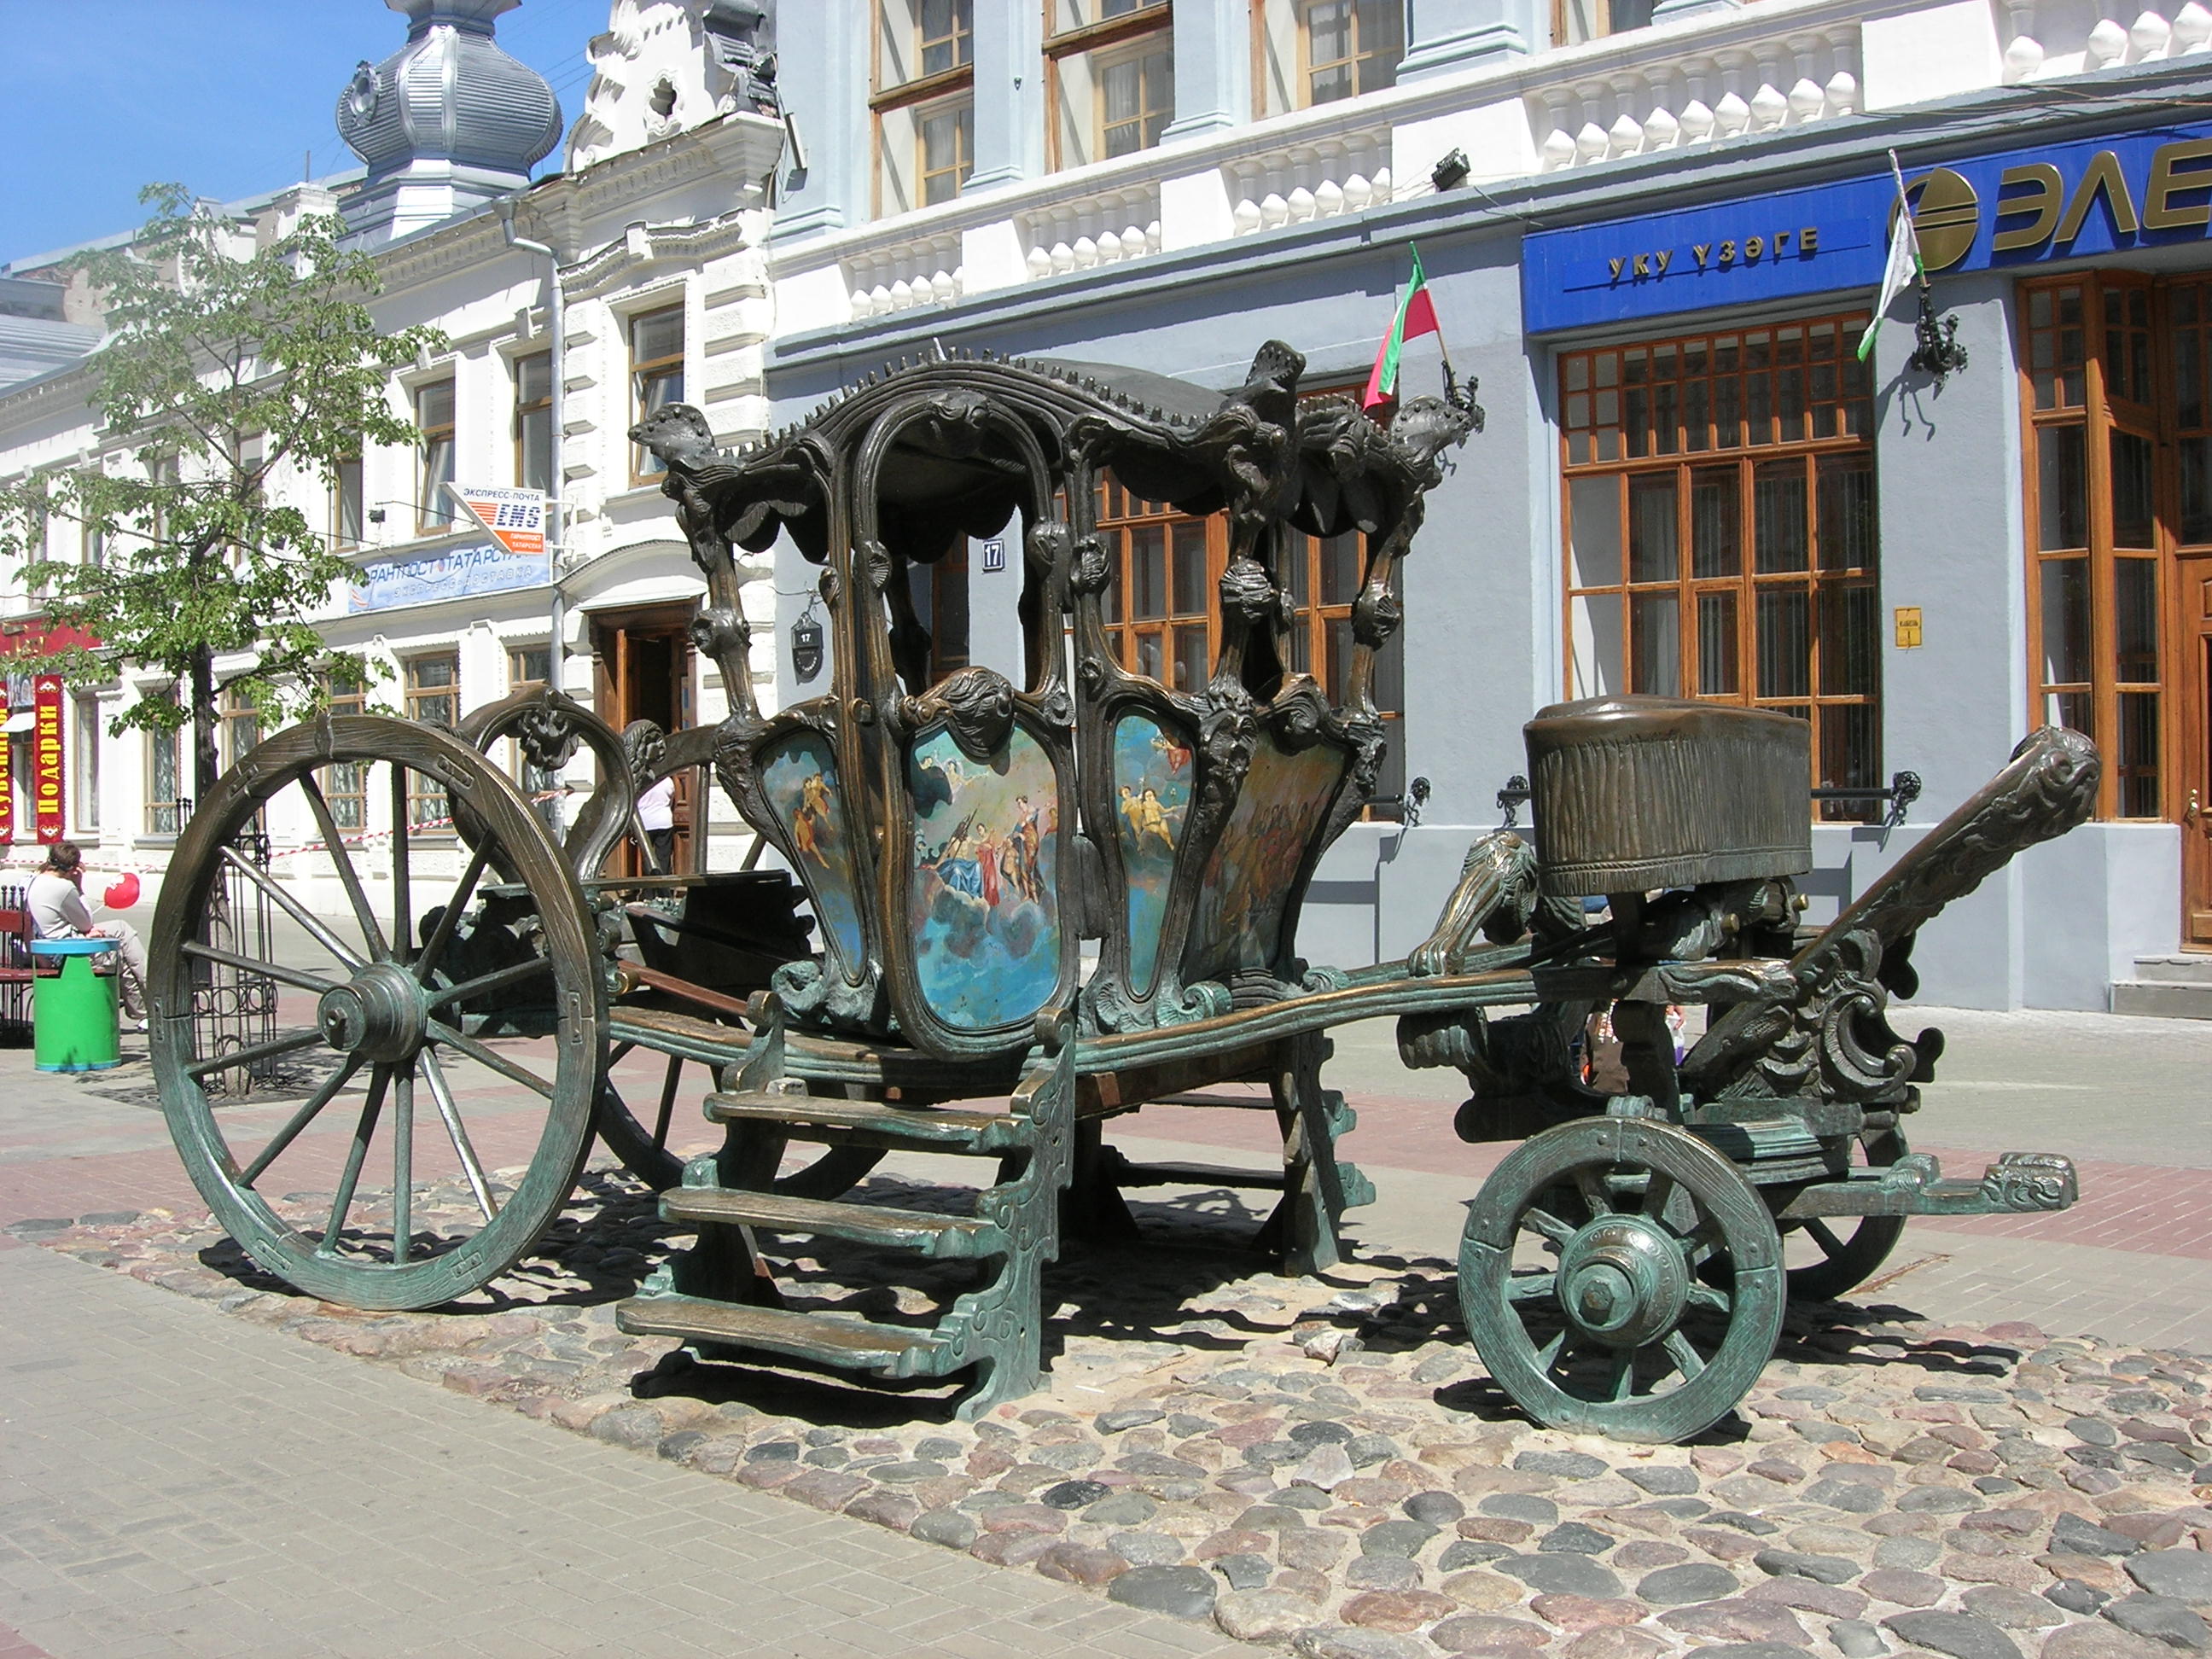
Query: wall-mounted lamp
1431 149 1471 193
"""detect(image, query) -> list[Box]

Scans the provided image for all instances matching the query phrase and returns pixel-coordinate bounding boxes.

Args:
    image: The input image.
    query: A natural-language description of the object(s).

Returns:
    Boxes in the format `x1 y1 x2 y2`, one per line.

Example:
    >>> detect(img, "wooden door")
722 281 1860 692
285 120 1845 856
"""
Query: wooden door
2182 552 2212 947
591 603 698 876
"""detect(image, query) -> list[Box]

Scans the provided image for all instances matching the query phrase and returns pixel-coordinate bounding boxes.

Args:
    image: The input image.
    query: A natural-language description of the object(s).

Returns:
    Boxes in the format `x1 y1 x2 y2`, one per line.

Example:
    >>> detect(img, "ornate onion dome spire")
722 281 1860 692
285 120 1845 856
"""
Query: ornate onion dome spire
337 0 563 246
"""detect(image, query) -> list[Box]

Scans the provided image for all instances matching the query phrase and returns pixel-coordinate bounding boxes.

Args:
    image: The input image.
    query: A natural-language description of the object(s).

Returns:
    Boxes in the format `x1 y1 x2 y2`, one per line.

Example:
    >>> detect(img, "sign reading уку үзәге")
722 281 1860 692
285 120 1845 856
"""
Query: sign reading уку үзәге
1522 119 2212 335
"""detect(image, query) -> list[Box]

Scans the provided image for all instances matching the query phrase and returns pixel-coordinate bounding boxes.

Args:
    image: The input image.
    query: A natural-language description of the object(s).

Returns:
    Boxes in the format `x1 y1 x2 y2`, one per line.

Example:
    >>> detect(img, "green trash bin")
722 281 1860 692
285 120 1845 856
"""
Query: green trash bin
32 938 121 1073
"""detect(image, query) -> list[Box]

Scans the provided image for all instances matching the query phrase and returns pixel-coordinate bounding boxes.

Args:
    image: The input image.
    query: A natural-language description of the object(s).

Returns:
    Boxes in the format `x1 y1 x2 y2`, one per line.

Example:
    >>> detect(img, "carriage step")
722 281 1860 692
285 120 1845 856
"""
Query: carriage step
706 1090 1025 1151
614 1294 950 1374
661 1187 1007 1258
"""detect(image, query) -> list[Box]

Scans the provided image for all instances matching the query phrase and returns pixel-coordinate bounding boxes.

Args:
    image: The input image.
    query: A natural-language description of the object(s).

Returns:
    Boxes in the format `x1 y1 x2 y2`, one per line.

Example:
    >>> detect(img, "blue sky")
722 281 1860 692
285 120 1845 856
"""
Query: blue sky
0 0 610 268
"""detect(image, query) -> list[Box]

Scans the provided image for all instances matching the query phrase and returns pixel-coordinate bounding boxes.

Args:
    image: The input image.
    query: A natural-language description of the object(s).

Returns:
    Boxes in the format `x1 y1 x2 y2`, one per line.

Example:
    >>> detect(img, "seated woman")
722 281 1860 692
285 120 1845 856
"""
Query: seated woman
27 841 148 1031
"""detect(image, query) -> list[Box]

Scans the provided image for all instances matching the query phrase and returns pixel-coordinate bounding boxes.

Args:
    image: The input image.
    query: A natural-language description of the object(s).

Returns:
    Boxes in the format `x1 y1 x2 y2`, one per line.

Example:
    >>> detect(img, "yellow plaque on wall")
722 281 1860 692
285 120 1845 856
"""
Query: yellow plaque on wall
1895 607 1924 649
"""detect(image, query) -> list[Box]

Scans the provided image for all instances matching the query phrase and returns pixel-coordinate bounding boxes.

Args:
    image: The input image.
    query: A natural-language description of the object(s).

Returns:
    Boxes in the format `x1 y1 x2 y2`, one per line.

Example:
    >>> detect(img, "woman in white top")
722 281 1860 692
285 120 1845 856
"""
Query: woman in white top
26 841 148 1027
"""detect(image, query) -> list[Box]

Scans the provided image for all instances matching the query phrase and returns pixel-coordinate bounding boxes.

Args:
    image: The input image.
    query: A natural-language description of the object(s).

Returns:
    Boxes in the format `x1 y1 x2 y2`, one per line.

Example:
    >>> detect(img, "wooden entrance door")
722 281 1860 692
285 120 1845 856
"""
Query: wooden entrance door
2182 552 2212 947
591 602 699 876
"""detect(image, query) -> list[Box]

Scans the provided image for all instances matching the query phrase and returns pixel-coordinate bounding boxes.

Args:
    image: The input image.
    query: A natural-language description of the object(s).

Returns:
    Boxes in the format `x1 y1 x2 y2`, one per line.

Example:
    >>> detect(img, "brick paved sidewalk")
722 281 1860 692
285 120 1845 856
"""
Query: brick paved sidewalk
0 1241 1240 1659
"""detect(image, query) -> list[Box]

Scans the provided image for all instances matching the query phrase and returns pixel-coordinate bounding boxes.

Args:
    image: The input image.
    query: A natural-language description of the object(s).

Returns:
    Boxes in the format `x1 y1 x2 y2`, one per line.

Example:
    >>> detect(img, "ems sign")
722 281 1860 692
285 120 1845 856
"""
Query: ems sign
32 675 63 846
447 484 548 557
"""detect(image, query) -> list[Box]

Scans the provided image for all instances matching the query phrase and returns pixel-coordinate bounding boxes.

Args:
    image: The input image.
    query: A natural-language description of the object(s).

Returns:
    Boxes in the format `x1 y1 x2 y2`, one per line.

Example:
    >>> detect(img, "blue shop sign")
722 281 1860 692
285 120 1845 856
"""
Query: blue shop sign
348 540 551 613
1523 119 2212 335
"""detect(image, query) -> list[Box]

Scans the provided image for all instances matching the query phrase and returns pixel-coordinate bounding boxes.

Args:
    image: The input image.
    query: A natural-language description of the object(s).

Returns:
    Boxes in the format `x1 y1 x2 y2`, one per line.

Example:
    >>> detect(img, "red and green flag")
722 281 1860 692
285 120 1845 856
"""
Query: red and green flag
1363 244 1444 413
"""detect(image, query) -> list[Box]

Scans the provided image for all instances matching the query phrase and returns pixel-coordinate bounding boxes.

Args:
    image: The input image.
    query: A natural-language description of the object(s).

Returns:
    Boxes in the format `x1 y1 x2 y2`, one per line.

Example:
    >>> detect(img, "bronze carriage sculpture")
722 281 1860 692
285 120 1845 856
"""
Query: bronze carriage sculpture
149 342 2099 1442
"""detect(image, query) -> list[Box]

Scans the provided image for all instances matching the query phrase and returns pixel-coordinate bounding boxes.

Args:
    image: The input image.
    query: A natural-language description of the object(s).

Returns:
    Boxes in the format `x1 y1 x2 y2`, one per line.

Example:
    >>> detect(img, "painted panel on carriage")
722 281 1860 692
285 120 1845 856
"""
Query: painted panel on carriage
1111 712 1193 996
759 733 867 977
1183 736 1345 986
907 726 1061 1030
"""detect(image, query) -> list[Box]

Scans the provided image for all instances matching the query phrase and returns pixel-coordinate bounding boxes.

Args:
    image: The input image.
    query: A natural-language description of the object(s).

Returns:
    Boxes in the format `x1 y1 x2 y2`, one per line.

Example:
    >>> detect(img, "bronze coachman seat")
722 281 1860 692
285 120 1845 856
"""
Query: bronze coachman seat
613 342 1480 1413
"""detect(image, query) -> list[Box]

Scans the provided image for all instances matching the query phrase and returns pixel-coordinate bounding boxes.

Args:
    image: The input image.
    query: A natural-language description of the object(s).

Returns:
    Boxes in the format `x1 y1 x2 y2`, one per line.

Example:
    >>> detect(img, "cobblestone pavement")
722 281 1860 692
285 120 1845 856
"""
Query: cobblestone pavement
15 1168 2212 1659
0 999 2207 1657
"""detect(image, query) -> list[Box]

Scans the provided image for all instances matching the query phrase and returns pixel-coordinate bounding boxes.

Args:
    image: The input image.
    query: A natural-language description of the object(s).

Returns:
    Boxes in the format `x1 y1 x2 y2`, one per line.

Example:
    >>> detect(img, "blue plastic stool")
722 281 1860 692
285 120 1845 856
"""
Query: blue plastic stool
31 938 121 1073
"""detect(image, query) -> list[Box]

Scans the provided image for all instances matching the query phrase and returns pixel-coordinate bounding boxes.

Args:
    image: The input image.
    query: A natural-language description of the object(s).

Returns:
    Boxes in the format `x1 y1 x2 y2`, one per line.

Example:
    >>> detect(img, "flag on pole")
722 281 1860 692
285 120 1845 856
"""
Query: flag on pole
1857 151 1925 363
1363 244 1445 412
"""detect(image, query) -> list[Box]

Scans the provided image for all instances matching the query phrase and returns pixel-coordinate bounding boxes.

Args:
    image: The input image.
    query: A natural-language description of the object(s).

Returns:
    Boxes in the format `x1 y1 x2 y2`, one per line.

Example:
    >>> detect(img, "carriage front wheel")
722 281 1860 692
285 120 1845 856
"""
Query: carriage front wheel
150 715 603 1311
1460 1118 1784 1444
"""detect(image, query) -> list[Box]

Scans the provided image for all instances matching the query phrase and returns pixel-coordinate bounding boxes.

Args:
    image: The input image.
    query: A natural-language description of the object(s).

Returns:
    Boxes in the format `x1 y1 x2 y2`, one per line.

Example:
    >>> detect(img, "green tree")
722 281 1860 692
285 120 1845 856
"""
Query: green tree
0 183 445 800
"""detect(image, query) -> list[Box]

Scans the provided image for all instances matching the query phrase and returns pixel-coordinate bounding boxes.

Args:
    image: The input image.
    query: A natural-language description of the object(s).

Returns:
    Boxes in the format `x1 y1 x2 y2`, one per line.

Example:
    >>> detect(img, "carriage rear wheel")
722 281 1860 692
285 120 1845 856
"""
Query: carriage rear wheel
1460 1118 1784 1444
151 716 602 1311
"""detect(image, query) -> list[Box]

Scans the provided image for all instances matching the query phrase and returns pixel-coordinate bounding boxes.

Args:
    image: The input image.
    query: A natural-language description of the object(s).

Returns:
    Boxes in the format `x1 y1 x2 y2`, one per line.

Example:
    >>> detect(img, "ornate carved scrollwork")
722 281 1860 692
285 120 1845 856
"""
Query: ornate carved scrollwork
1683 726 2100 1108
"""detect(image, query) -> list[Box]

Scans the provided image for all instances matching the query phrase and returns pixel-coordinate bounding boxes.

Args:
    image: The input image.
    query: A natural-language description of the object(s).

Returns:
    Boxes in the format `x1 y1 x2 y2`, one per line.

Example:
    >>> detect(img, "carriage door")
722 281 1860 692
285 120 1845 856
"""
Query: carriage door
591 601 699 876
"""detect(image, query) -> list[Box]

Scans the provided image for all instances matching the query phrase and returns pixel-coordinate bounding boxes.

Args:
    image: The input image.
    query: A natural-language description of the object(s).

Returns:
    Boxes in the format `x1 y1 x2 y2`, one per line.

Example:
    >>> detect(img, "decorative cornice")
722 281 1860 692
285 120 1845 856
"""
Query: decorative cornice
563 213 765 301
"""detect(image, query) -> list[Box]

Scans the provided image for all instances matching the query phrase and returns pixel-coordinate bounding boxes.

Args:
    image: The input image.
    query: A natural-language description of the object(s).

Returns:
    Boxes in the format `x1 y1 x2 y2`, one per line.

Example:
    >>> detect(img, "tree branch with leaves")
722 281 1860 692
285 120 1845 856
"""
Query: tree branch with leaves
0 183 446 800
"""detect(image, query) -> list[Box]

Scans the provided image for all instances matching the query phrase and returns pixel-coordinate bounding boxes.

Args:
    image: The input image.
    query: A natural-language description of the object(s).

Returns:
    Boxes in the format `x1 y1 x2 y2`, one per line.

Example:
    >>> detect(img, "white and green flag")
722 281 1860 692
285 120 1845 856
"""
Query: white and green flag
1858 151 1924 363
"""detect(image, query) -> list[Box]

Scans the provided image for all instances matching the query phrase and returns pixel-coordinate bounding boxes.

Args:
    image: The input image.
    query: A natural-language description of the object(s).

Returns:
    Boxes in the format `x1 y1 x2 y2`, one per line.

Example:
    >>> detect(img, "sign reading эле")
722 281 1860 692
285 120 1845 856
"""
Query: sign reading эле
1522 119 2212 334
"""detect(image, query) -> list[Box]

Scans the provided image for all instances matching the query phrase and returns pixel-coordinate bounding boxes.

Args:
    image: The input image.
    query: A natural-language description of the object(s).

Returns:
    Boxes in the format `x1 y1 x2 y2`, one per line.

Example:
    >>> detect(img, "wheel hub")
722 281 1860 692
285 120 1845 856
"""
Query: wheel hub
1557 1214 1689 1348
317 963 429 1063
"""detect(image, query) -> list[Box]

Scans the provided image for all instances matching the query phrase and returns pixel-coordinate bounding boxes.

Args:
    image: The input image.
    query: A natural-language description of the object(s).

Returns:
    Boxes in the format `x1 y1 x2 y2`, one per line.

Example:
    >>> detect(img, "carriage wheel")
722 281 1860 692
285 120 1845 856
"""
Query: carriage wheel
151 716 602 1311
596 1050 884 1197
1460 1118 1784 1444
1780 1128 1908 1303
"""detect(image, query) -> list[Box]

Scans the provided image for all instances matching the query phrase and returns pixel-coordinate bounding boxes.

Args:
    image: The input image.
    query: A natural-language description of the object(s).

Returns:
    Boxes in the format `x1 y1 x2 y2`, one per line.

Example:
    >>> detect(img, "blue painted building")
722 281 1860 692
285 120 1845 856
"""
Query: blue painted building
759 0 2212 1013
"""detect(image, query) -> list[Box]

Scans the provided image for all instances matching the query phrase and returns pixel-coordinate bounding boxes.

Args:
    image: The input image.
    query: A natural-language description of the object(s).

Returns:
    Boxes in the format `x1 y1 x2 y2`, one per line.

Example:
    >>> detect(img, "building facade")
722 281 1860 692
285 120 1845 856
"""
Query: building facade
0 0 2205 1010
756 0 2212 1011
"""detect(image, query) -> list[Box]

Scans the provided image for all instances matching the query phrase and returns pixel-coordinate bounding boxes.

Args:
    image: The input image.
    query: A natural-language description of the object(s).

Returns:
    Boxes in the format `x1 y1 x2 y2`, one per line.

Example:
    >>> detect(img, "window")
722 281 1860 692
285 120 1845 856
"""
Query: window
220 684 260 770
404 654 459 827
2022 272 2192 822
1049 0 1173 170
1091 467 1410 817
416 380 456 532
1553 0 1652 46
1254 0 1403 115
507 643 564 832
322 672 369 832
874 0 975 212
1095 480 1219 693
146 709 183 837
1560 315 1880 818
515 352 554 497
630 307 685 482
72 695 99 834
334 453 364 548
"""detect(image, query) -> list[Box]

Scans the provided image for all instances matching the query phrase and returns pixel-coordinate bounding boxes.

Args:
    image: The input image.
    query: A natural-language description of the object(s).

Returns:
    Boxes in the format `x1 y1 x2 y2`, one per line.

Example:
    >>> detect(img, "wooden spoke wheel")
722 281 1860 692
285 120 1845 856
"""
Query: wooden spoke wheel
1780 1128 1908 1303
150 716 603 1311
1460 1118 1784 1444
595 1049 883 1197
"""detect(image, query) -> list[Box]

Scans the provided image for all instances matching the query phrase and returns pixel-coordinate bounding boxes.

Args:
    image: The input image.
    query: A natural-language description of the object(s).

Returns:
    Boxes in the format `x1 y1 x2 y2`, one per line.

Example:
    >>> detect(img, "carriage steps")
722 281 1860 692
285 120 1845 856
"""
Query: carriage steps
613 1004 1076 1419
657 1186 1008 1259
615 1294 951 1371
701 1089 1029 1153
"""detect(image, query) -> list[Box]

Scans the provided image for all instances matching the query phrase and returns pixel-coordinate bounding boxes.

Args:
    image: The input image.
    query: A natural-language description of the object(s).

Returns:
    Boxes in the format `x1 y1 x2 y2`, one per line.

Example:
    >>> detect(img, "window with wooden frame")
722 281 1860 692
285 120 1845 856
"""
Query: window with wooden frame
1253 0 1403 117
1092 433 1410 815
875 0 975 212
72 694 100 835
145 698 183 836
2021 271 2180 821
1560 313 1880 819
1049 0 1174 170
321 671 369 832
515 352 554 496
416 379 456 533
219 683 261 771
333 451 364 549
630 307 685 483
403 653 459 827
1554 0 1653 48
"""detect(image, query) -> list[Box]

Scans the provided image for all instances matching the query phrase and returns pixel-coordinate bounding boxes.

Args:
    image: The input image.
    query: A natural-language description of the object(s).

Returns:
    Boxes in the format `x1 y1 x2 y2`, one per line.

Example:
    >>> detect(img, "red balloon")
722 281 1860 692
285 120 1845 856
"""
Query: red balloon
103 872 141 911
